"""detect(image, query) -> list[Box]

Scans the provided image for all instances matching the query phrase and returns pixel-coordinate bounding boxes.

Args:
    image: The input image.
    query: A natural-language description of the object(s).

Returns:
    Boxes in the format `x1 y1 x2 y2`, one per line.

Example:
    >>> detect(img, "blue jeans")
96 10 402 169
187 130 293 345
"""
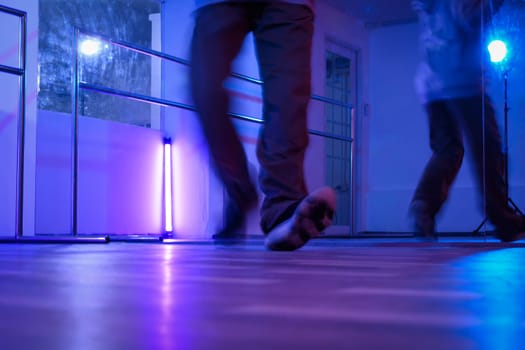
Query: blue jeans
412 95 522 232
190 3 314 233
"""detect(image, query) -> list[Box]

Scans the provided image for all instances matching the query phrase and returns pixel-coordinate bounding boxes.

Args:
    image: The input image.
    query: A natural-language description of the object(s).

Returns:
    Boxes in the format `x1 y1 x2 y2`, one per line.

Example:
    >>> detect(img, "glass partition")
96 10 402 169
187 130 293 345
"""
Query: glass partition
0 4 25 238
38 0 161 123
0 11 21 69
478 0 525 237
0 73 20 236
36 0 162 235
364 1 524 238
26 0 525 240
402 0 525 239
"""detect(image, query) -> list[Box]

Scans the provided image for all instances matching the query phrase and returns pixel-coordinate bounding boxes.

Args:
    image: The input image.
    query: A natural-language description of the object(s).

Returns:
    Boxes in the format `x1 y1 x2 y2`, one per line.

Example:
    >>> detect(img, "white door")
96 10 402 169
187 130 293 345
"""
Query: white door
324 40 358 236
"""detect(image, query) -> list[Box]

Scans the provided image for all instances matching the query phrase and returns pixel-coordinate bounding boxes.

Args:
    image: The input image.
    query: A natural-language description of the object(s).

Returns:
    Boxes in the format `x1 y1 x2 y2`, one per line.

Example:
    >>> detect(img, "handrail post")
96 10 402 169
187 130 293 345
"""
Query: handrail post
71 28 80 236
0 5 28 239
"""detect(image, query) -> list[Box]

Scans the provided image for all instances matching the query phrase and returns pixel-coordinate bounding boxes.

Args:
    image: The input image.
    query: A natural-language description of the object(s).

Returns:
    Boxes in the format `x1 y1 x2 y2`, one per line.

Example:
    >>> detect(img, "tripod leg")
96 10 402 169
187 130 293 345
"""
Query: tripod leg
473 217 488 234
508 198 523 215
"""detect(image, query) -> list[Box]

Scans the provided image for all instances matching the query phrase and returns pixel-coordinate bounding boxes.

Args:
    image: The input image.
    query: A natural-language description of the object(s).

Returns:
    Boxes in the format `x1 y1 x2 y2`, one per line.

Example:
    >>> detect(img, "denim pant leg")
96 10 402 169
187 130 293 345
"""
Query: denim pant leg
411 100 465 216
190 4 258 211
458 96 522 231
252 4 314 233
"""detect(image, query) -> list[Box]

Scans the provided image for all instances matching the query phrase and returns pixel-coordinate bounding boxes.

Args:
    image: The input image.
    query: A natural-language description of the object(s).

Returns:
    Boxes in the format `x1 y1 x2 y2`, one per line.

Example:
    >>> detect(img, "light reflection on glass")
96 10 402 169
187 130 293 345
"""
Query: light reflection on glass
171 141 184 235
79 38 102 56
152 140 165 234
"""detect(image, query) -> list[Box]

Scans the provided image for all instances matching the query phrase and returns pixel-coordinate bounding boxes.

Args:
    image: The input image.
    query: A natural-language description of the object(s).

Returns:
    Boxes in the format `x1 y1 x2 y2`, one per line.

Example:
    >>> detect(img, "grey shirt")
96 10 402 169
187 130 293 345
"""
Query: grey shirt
195 0 315 11
412 0 503 103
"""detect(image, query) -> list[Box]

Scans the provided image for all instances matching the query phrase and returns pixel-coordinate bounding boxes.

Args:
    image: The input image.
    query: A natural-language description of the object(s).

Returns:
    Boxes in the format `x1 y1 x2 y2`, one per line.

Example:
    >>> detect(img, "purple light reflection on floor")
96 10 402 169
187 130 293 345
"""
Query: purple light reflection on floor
1 239 525 350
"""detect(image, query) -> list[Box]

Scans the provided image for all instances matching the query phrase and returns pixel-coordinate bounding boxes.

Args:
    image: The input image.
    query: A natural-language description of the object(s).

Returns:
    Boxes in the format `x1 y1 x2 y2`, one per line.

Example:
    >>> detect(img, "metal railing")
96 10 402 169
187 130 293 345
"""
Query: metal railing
0 6 108 244
73 29 355 236
0 4 26 239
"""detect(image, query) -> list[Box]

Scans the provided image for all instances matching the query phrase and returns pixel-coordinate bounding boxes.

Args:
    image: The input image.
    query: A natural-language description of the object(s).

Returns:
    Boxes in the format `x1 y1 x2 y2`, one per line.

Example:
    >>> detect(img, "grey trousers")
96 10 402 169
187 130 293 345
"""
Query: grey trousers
190 3 314 233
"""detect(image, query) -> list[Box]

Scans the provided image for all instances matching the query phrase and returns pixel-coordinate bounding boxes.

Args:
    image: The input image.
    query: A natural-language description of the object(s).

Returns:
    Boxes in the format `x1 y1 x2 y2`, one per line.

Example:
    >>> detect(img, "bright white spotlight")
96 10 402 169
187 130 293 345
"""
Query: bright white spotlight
79 38 101 56
488 39 508 63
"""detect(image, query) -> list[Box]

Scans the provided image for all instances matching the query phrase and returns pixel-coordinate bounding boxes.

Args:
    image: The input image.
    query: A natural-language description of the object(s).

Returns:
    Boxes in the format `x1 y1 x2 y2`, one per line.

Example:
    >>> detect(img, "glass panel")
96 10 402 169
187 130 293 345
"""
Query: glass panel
362 1 525 237
76 97 164 235
30 0 525 241
38 0 161 125
36 0 162 235
34 109 73 234
324 51 353 229
480 1 525 236
0 73 20 236
79 87 153 128
305 132 352 236
77 33 161 127
0 11 21 69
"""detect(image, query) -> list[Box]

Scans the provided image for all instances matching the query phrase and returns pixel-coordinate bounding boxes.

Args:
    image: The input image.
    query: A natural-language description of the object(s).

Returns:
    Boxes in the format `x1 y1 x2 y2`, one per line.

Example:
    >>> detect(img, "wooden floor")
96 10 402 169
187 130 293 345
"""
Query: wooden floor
1 237 524 350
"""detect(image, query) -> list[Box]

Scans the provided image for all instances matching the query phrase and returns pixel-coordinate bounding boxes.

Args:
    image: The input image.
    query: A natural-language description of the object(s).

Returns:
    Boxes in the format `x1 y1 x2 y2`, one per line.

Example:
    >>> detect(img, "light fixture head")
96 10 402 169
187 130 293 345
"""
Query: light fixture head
488 39 508 63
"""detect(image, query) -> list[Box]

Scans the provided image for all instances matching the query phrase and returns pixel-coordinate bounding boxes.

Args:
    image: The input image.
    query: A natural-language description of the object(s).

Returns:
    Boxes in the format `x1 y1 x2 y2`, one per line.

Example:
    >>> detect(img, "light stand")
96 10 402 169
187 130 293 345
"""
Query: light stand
501 71 522 215
473 70 522 233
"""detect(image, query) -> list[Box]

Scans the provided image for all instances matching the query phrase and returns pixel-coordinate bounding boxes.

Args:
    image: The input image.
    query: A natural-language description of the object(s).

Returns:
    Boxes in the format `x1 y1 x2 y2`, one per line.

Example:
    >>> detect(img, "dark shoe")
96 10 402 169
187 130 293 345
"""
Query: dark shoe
495 215 525 243
213 195 258 244
496 231 525 243
212 200 246 243
409 200 437 242
265 187 336 251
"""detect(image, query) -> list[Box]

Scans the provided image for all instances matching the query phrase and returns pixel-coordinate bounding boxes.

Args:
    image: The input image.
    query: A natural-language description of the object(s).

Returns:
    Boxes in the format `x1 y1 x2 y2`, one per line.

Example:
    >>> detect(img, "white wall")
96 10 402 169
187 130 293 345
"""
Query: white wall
35 111 164 235
368 23 426 233
367 20 525 233
0 0 38 237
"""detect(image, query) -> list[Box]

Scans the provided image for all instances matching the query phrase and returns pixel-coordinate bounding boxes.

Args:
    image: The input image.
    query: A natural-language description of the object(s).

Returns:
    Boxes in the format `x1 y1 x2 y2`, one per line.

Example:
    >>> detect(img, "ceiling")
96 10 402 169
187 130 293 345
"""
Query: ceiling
321 0 417 28
321 0 525 28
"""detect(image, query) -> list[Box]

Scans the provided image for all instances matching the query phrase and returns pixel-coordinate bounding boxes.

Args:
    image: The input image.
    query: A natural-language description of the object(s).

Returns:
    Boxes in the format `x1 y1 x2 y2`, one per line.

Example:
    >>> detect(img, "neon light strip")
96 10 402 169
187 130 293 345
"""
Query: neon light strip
164 141 173 233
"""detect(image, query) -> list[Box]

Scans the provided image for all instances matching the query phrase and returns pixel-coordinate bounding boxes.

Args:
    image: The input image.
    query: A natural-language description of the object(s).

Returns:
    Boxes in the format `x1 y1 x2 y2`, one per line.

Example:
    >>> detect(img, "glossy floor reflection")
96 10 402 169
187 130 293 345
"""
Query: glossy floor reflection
1 238 524 350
